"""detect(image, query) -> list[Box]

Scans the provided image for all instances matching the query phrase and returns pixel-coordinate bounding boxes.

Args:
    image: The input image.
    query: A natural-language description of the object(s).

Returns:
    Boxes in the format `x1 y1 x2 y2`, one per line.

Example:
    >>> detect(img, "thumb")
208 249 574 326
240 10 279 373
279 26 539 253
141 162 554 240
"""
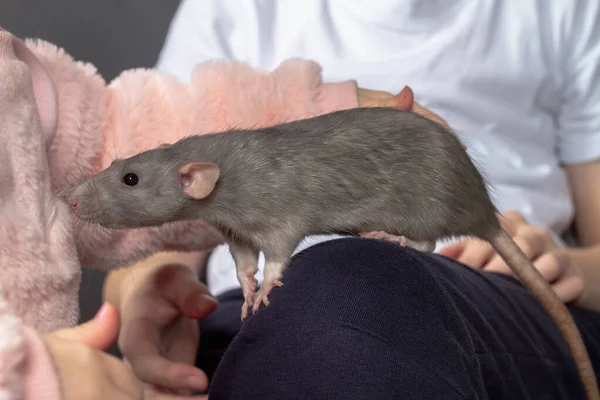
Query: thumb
393 86 415 111
498 210 528 235
149 391 209 400
53 302 120 350
438 241 466 259
411 102 450 129
156 264 219 319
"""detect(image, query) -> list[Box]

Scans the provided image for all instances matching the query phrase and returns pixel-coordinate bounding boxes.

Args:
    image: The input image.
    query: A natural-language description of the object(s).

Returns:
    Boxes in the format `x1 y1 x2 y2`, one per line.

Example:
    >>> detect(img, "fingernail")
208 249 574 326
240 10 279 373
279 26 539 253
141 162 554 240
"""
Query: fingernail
186 376 206 390
95 302 110 320
201 294 219 310
202 293 218 304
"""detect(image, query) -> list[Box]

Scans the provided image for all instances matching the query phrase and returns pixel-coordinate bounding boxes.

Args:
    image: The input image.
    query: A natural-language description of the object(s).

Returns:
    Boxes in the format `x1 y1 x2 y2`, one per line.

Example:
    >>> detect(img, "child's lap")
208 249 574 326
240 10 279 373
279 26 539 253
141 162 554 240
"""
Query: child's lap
197 237 600 399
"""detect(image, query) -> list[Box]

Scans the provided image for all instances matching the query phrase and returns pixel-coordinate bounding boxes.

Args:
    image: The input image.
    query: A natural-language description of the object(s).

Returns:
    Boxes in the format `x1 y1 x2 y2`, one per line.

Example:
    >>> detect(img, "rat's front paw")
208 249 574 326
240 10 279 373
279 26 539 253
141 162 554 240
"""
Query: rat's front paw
240 273 258 320
252 279 284 313
241 296 254 320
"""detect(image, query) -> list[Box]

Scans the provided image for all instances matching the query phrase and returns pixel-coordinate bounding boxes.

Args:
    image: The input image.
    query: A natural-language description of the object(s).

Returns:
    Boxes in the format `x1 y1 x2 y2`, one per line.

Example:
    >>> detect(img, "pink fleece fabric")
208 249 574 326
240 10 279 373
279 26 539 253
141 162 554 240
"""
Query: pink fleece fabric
0 29 359 399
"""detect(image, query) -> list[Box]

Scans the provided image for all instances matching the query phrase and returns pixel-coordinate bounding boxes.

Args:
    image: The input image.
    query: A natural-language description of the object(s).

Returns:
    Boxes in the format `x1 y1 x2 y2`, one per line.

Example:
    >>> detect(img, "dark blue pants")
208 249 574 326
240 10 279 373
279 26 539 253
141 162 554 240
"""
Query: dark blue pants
196 238 600 399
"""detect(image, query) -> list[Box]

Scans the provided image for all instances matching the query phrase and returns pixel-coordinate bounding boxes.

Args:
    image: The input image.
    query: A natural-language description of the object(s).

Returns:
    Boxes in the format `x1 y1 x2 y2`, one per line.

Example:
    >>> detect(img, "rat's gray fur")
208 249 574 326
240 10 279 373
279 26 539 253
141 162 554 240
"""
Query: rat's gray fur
68 107 598 399
71 108 498 244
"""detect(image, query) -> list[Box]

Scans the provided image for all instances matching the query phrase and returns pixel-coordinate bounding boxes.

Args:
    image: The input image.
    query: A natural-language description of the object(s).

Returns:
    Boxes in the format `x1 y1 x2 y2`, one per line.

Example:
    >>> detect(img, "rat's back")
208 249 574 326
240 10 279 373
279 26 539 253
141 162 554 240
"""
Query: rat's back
271 107 496 238
178 107 496 240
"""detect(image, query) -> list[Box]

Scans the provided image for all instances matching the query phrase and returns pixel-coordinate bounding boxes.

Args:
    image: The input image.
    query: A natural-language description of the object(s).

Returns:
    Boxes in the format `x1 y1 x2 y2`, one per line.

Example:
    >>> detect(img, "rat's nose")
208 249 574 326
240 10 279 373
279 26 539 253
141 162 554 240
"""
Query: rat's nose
68 196 78 210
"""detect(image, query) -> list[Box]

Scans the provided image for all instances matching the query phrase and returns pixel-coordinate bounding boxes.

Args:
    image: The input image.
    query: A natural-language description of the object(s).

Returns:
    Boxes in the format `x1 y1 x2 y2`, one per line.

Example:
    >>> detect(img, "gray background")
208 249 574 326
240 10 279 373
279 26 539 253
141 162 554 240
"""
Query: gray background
0 0 182 348
0 0 180 81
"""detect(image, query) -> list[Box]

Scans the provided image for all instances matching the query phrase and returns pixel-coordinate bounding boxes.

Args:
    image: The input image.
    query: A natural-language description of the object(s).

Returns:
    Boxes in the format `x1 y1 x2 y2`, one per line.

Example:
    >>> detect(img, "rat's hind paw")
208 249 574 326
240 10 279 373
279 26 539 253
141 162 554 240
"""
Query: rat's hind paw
360 231 409 245
252 279 284 313
360 231 435 253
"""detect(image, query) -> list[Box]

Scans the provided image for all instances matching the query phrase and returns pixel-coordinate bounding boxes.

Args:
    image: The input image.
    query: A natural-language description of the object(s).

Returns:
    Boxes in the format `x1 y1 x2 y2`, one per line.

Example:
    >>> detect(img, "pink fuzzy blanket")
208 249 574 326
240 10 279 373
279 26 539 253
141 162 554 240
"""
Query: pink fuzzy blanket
0 27 367 399
2 30 360 331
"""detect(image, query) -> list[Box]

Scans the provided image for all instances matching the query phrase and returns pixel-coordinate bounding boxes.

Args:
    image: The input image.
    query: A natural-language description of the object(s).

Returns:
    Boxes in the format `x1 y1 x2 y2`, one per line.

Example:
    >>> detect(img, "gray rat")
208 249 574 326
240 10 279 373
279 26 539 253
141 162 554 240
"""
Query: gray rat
67 106 599 399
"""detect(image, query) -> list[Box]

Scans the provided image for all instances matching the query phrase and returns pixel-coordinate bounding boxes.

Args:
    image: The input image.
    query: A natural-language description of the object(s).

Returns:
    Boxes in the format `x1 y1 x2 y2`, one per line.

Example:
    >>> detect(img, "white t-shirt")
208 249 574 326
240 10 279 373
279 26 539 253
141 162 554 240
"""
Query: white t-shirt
156 0 600 296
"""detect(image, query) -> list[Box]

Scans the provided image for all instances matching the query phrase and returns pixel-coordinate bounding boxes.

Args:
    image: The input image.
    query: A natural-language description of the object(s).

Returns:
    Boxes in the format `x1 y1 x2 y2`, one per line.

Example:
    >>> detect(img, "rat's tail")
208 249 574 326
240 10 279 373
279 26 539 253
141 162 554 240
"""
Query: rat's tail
487 228 599 400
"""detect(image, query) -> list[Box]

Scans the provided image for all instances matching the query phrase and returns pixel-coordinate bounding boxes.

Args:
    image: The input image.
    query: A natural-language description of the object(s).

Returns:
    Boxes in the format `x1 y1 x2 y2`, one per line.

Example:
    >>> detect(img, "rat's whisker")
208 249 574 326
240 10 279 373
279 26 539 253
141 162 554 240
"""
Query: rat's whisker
90 176 110 222
111 133 118 162
55 187 69 200
73 194 96 200
72 217 85 241
73 163 88 183
94 192 109 227
91 174 99 193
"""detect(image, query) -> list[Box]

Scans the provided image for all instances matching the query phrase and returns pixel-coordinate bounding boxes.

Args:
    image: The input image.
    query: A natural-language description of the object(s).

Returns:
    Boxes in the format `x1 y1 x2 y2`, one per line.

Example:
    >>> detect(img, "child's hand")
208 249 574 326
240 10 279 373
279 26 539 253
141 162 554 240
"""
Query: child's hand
439 211 585 304
116 259 218 393
42 303 142 400
357 87 451 129
42 302 210 399
358 88 403 108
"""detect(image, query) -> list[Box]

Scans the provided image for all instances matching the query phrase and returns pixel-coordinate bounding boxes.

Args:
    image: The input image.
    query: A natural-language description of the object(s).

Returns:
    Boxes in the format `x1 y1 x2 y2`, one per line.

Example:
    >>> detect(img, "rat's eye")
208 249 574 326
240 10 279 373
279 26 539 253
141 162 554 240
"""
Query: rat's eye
122 173 139 186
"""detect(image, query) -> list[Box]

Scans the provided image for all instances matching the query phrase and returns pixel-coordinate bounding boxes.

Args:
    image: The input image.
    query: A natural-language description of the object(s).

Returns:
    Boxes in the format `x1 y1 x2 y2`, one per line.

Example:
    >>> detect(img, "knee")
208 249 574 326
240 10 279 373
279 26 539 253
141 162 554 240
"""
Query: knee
274 238 455 330
238 238 471 377
285 237 442 299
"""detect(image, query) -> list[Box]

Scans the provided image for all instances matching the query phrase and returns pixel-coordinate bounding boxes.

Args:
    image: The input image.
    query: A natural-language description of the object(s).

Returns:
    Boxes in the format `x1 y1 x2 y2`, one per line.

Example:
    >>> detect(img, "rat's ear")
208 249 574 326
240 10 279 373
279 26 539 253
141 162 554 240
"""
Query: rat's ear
11 36 58 148
179 162 220 199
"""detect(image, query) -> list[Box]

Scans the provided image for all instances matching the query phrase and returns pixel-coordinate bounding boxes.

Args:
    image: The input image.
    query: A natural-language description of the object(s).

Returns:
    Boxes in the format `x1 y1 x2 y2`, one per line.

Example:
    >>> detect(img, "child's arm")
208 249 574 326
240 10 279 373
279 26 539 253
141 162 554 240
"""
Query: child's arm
0 302 62 400
553 0 600 311
440 1 600 312
564 162 600 311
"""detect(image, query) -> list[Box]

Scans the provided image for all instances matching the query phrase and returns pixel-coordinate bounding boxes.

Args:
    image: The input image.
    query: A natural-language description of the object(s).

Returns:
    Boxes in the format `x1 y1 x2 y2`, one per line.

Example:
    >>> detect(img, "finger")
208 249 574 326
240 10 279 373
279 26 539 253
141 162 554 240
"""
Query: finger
163 317 200 366
501 210 528 224
359 88 393 99
481 252 513 276
498 212 557 256
498 210 528 236
137 354 208 393
514 226 556 253
532 253 566 284
437 241 467 259
513 234 546 260
483 235 546 275
455 239 495 269
154 264 219 319
357 88 394 107
53 302 120 350
551 275 584 304
120 317 208 392
411 102 450 129
146 388 209 400
392 86 414 111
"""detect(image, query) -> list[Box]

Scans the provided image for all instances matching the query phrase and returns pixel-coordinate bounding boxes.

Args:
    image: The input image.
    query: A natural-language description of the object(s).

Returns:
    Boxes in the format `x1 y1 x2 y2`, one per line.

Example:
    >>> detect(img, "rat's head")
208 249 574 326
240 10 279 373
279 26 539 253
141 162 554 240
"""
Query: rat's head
66 146 221 229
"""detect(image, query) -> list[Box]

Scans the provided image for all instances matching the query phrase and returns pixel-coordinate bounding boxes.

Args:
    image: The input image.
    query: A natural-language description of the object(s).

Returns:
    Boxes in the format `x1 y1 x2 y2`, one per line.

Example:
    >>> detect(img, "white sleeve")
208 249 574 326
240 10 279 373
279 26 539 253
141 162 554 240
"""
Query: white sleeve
556 1 600 164
155 0 233 82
